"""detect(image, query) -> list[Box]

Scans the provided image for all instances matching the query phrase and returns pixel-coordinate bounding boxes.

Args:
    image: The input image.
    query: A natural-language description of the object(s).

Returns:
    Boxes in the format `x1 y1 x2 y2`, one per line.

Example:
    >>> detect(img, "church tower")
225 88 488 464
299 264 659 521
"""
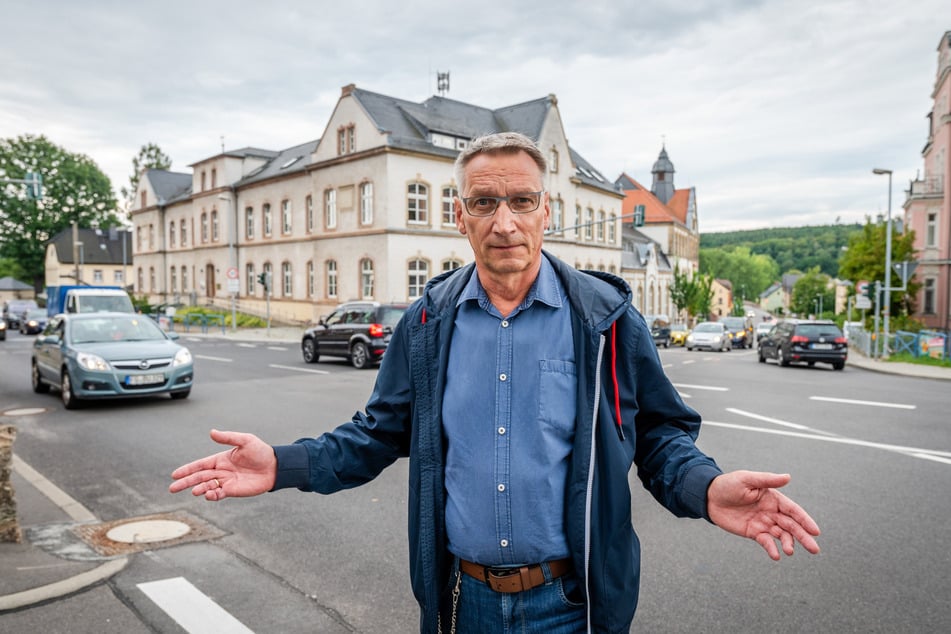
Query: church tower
651 145 675 204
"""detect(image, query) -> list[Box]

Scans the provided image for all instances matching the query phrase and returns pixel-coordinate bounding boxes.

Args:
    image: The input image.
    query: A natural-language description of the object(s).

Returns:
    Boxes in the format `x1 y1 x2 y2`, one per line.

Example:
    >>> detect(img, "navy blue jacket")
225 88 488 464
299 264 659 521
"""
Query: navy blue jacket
273 252 722 633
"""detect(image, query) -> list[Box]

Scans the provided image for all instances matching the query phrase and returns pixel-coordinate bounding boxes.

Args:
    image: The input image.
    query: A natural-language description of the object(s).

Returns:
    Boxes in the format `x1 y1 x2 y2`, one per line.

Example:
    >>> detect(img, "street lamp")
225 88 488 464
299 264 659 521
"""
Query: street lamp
872 168 892 356
815 293 823 318
217 194 237 332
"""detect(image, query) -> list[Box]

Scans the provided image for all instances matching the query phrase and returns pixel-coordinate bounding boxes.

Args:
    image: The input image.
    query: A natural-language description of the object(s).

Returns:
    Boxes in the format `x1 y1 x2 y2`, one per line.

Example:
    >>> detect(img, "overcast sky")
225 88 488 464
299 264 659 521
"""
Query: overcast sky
1 1 948 232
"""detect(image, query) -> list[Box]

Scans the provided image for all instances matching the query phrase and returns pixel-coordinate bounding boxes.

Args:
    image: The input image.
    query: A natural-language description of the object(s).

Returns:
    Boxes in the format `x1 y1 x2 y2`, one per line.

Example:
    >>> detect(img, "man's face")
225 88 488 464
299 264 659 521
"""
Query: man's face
455 150 550 278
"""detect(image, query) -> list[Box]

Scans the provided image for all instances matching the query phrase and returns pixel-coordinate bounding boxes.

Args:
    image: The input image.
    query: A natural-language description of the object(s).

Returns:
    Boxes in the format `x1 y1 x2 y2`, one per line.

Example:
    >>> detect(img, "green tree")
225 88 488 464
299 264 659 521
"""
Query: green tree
791 267 834 317
671 268 713 324
0 135 121 291
0 257 27 281
838 217 919 320
699 245 779 299
120 143 172 210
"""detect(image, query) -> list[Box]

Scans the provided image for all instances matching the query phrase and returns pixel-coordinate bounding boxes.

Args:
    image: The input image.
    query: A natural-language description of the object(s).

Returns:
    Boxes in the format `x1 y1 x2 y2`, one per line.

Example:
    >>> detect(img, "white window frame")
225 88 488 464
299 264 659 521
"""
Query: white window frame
408 258 429 299
325 189 337 229
408 182 428 224
246 207 255 239
246 263 255 295
442 186 458 225
360 182 374 225
263 203 272 237
361 258 374 299
306 195 314 232
326 260 338 298
282 261 292 296
282 199 292 234
307 261 315 297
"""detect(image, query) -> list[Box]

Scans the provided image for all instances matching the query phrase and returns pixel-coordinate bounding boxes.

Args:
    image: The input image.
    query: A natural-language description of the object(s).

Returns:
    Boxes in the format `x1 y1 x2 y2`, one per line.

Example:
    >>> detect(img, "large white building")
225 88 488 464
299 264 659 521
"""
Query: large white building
131 84 628 324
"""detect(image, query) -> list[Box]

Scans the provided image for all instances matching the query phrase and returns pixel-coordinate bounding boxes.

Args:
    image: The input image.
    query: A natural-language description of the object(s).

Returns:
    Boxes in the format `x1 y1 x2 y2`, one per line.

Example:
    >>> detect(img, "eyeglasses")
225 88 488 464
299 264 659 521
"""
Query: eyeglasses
461 191 545 217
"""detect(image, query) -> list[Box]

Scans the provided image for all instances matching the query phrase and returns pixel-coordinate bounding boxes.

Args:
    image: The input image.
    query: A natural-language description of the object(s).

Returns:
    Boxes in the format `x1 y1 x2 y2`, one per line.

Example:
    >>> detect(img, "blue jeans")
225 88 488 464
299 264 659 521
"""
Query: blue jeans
443 560 587 633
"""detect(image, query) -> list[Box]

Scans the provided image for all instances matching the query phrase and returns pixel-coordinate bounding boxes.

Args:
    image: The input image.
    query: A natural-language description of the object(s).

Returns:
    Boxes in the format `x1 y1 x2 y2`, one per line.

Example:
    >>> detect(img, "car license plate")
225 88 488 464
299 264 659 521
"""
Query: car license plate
812 343 833 350
125 373 165 386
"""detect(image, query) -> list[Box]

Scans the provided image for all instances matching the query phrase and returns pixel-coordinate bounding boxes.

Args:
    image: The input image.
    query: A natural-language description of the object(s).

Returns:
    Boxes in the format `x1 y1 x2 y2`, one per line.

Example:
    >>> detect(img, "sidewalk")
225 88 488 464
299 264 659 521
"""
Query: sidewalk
845 350 951 381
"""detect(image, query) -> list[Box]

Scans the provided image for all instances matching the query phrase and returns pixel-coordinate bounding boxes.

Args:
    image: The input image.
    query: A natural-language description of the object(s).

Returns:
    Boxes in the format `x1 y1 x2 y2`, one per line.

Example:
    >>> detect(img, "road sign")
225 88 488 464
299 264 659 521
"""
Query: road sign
893 261 918 284
226 267 239 280
856 280 869 296
855 295 872 310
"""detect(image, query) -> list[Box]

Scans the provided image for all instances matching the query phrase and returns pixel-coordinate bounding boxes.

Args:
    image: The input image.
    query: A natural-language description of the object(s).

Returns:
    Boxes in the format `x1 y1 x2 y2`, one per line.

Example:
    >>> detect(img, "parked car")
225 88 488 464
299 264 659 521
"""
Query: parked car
758 319 847 370
644 314 671 347
719 315 753 348
0 317 6 341
301 301 408 369
19 309 49 335
755 321 774 343
31 312 194 409
669 322 690 346
3 298 39 329
685 321 732 352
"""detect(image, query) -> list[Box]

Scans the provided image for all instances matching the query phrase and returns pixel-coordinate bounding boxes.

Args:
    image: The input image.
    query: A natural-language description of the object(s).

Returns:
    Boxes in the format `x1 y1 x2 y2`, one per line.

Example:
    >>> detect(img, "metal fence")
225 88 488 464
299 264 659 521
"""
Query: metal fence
847 324 949 360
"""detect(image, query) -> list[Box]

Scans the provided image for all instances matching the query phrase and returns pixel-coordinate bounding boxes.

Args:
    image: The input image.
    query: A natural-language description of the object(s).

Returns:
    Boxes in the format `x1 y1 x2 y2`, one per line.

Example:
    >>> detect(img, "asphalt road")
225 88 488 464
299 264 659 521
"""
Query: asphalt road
1 329 949 633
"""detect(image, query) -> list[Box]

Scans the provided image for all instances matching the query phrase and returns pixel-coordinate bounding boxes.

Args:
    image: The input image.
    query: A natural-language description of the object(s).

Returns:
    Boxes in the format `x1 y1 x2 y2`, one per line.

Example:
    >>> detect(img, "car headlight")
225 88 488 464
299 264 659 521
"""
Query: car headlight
76 351 110 371
713 336 721 342
686 335 694 342
173 348 193 366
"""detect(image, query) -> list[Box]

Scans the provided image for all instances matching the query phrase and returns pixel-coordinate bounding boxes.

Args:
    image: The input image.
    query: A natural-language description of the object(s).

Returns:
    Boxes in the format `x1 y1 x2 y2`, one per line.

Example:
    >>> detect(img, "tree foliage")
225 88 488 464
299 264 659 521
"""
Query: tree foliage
791 267 835 317
699 245 780 300
120 143 172 210
0 135 121 291
670 268 713 324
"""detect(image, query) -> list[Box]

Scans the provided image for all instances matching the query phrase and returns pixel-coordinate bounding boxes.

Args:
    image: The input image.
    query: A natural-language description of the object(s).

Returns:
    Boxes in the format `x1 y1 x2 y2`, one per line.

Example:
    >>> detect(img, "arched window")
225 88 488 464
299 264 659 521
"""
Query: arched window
441 185 458 225
246 206 255 239
282 199 292 234
201 212 209 243
325 189 337 229
170 267 177 293
211 210 219 241
360 258 374 299
360 182 373 225
442 259 463 272
326 260 338 298
169 221 176 248
307 261 315 297
282 261 292 296
407 182 428 223
180 219 187 246
246 263 255 295
181 266 188 292
263 203 272 237
408 259 429 299
306 195 314 232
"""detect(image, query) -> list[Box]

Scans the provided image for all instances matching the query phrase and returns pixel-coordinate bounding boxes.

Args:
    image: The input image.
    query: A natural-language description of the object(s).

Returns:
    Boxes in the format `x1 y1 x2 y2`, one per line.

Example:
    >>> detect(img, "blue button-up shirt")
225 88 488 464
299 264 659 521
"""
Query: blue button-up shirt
443 258 576 566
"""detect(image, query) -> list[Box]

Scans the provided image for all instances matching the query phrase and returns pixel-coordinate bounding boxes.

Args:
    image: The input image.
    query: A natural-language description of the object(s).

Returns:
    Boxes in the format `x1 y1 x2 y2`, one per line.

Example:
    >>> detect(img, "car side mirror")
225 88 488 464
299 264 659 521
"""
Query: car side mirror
167 331 180 341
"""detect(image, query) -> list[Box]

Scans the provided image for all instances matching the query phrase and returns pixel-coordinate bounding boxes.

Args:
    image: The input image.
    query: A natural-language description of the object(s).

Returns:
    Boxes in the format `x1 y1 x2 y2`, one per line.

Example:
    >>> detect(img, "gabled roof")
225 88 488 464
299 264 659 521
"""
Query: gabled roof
666 188 694 225
621 225 672 271
617 174 678 224
45 227 133 265
145 170 192 205
759 282 783 298
0 276 32 291
237 139 320 186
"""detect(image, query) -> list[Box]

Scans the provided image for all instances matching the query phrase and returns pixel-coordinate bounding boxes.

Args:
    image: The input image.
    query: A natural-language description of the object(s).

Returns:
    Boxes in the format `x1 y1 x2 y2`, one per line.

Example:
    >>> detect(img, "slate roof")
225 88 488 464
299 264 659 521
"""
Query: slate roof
145 170 192 205
0 276 32 291
621 225 671 271
45 227 133 265
237 140 320 186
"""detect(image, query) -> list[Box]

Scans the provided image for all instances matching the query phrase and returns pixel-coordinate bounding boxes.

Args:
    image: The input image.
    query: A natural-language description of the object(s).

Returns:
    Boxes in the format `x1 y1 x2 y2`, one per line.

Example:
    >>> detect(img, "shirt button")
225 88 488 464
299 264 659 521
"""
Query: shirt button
499 373 507 381
497 483 505 492
501 320 509 328
498 427 505 435
500 539 509 548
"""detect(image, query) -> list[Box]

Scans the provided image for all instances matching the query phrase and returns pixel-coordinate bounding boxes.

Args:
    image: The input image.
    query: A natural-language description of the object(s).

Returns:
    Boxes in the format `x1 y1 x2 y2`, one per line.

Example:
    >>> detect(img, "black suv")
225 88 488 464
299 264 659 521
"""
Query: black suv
758 319 847 370
644 315 671 348
3 299 39 330
719 316 753 348
301 301 408 369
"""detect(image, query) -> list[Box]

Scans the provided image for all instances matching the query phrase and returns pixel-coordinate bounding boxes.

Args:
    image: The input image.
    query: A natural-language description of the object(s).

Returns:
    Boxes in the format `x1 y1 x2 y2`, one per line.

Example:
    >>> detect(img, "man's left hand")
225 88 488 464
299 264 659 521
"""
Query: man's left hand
707 470 821 560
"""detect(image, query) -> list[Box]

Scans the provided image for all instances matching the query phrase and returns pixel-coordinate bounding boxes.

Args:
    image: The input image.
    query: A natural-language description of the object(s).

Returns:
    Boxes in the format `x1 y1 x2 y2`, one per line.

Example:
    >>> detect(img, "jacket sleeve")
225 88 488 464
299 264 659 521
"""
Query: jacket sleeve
271 314 414 494
622 308 722 519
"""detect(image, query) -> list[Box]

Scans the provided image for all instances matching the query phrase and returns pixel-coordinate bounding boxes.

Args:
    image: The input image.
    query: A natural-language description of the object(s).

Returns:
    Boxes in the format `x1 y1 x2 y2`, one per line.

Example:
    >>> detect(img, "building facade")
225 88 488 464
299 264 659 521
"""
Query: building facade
44 227 133 290
904 30 951 332
131 85 625 324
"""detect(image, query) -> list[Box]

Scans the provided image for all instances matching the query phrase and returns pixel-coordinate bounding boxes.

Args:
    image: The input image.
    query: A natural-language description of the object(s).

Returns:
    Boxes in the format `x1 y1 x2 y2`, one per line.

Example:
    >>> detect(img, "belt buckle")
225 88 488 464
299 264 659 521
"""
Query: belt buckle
485 566 519 583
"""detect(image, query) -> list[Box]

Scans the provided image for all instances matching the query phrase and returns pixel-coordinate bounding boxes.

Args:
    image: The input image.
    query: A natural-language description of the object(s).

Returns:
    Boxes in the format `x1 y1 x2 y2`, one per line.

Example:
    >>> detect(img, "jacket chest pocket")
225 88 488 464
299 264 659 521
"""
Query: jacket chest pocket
537 359 577 441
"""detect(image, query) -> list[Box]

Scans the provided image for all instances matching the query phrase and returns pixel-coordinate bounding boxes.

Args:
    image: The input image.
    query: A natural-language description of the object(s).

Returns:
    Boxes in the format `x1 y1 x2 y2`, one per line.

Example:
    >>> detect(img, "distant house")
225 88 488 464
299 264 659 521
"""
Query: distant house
621 225 673 318
0 276 34 305
781 273 802 314
44 227 133 290
711 278 733 318
759 282 784 314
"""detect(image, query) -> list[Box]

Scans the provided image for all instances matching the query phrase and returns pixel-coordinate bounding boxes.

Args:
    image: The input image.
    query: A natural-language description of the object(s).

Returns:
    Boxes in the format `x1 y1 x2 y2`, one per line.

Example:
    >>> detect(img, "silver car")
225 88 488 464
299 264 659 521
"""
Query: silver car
685 321 732 352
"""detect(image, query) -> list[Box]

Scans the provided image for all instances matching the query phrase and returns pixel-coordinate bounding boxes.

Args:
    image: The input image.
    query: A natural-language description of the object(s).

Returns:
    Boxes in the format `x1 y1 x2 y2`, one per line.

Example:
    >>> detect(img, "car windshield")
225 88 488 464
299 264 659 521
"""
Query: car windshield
671 323 688 330
377 306 407 326
26 309 46 319
694 323 722 333
70 316 166 344
721 318 745 328
796 324 843 338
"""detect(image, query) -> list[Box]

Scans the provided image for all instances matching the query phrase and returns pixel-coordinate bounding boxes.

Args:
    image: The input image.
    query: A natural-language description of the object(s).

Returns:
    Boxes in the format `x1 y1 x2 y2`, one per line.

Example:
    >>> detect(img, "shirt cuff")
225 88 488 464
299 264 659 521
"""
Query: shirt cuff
271 443 310 491
681 463 723 521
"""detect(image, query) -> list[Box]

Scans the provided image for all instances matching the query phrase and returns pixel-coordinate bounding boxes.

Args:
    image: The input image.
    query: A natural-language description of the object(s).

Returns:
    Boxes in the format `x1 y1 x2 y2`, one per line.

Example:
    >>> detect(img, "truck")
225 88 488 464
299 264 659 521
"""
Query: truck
45 285 135 317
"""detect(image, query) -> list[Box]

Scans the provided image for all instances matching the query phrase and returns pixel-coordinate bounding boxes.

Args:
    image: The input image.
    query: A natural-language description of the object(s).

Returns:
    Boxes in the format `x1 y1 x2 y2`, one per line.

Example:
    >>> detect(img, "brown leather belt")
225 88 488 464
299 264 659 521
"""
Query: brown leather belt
459 558 573 594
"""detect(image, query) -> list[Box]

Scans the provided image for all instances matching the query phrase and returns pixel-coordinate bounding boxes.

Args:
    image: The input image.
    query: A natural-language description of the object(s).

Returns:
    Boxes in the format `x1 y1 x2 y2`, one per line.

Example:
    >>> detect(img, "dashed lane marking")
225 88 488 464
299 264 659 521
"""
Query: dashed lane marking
809 396 916 410
138 577 254 634
266 346 288 351
269 363 329 375
193 354 233 363
672 383 729 391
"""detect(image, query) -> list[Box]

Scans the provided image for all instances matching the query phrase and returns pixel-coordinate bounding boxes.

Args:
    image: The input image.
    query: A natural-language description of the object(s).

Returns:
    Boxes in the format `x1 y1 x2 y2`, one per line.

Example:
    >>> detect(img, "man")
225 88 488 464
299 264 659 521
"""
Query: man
170 132 820 633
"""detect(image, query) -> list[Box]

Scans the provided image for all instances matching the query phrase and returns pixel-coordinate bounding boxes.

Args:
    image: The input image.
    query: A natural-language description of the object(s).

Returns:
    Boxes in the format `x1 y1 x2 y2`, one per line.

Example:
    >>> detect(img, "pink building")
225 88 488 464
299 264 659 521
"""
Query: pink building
904 30 951 332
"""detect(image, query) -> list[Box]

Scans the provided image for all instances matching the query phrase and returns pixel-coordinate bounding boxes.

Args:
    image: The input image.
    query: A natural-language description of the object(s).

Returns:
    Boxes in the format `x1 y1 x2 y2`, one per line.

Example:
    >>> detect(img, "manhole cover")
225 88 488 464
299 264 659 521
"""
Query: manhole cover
3 407 48 416
106 519 192 543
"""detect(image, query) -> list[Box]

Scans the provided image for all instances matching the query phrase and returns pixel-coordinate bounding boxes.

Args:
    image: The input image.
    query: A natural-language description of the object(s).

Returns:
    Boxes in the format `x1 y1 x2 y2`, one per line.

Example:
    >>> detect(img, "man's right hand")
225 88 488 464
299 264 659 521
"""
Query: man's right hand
169 429 277 501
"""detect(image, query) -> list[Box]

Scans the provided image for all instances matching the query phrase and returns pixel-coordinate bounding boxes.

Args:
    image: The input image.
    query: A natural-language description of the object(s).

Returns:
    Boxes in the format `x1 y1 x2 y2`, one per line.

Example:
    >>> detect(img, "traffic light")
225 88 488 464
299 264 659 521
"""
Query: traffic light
865 282 874 300
257 272 268 291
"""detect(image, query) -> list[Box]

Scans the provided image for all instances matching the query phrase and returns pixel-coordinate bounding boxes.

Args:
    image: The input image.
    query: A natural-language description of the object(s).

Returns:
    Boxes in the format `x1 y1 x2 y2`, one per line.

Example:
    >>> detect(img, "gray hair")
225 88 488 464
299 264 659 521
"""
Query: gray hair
453 132 547 193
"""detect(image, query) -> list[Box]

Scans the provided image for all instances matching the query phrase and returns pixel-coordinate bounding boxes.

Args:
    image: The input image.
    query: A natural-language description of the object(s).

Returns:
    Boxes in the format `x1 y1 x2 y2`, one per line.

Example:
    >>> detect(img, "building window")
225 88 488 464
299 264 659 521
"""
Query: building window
201 212 209 243
140 191 147 209
551 198 563 234
584 207 593 240
149 267 156 293
170 267 177 293
325 189 337 229
211 168 217 189
608 213 616 243
361 258 374 299
180 219 187 246
924 278 936 314
326 260 338 298
408 259 429 299
169 221 176 248
137 267 143 292
263 203 272 236
550 148 558 173
148 224 155 249
927 212 937 247
246 263 255 295
282 199 292 234
282 261 292 297
348 126 355 153
93 269 103 283
597 210 605 241
337 124 355 155
307 261 315 297
442 259 463 272
114 270 123 285
338 129 346 155
212 210 219 241
136 227 142 251
442 186 458 225
306 195 314 232
575 205 582 236
246 207 255 239
201 171 206 191
408 182 428 223
360 182 374 225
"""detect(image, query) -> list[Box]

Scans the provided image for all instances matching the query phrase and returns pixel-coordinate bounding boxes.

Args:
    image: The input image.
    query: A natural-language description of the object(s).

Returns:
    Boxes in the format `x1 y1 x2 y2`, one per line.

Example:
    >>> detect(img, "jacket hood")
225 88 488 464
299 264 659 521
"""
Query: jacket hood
421 251 632 331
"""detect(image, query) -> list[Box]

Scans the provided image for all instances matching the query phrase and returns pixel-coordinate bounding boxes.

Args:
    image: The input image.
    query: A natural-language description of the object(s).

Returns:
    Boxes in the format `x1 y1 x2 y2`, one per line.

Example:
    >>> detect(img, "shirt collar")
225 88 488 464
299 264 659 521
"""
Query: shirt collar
457 256 565 314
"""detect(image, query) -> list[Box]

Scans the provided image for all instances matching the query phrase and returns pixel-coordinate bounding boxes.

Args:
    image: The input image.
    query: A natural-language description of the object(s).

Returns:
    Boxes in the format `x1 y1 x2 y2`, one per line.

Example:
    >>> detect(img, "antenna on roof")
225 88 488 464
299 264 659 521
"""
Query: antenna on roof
437 71 450 97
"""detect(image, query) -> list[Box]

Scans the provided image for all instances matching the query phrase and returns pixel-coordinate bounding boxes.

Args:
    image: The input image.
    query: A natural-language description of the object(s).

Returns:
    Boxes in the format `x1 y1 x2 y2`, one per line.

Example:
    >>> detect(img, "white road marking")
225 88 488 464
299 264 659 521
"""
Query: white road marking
910 453 951 465
269 363 329 374
138 577 254 634
672 383 729 391
809 396 916 410
704 421 951 463
725 407 835 434
237 343 257 348
682 360 696 365
194 354 233 363
267 346 288 351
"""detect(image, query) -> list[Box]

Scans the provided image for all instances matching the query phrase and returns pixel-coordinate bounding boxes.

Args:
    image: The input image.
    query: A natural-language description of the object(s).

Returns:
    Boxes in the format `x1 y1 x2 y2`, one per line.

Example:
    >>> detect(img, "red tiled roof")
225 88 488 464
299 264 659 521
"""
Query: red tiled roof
667 189 690 224
618 175 677 224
